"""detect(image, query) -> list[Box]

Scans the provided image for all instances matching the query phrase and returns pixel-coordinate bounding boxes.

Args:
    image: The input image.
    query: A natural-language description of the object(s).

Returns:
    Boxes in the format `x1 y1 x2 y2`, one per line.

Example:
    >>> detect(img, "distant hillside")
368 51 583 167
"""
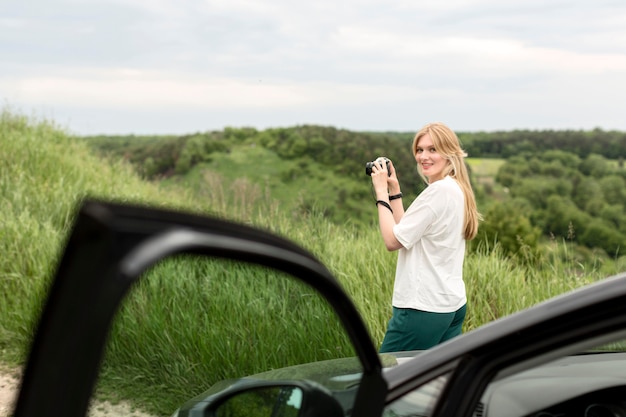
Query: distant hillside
84 125 626 262
83 125 626 228
84 126 428 226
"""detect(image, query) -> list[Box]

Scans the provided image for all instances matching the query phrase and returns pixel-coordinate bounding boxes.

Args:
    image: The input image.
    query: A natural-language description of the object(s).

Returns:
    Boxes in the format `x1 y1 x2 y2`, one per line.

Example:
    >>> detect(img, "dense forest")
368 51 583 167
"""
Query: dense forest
85 126 626 264
85 126 425 194
460 128 626 160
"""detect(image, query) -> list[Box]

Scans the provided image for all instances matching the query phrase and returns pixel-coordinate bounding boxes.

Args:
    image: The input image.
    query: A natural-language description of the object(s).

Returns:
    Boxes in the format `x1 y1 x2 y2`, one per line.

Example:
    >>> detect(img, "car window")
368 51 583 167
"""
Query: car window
479 336 626 417
96 255 359 415
383 374 450 417
380 334 626 417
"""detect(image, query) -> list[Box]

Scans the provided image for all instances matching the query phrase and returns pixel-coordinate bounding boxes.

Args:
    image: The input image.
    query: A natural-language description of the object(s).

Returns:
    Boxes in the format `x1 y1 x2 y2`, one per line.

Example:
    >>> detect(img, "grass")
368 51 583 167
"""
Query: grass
466 157 508 202
0 110 619 416
466 157 505 177
102 256 355 412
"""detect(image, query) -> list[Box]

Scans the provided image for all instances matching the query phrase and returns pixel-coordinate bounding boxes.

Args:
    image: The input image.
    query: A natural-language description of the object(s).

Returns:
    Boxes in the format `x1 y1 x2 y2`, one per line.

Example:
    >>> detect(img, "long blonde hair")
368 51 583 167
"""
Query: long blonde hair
412 122 481 240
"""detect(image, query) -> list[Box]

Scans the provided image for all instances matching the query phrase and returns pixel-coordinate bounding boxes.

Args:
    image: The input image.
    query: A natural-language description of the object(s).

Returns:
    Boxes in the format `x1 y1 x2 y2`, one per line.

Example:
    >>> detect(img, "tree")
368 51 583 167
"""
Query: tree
600 204 626 233
571 177 604 212
475 199 541 260
599 175 626 206
539 195 590 240
540 150 582 169
580 219 625 257
579 153 611 177
511 177 572 210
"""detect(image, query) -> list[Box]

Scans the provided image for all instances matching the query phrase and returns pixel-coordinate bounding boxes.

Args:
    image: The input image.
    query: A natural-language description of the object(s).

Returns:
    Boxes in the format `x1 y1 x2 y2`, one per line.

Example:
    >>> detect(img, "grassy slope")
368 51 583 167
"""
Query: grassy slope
1 112 167 352
0 111 391 415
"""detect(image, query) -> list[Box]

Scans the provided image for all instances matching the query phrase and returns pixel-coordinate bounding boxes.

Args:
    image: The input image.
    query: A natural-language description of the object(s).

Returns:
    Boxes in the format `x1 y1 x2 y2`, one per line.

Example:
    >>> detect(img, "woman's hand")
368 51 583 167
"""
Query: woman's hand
370 158 389 197
371 157 400 197
387 159 401 194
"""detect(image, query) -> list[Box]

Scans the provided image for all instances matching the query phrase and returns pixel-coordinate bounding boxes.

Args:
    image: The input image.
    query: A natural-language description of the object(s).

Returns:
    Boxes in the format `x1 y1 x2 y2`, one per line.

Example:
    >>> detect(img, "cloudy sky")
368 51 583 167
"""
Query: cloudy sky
2 0 626 135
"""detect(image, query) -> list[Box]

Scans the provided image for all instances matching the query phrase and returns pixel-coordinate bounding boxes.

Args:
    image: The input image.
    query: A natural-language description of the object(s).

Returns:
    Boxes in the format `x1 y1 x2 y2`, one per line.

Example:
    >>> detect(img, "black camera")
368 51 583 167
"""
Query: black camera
365 157 391 176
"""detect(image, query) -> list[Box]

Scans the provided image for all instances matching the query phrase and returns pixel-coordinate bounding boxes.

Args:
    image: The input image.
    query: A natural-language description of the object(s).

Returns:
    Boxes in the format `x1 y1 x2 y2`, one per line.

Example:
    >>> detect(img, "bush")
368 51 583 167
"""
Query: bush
474 199 541 262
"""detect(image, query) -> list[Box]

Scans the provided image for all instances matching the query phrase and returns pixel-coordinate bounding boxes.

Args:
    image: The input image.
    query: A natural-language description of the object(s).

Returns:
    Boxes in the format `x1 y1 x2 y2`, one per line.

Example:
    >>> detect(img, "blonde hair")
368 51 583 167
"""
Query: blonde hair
412 122 481 240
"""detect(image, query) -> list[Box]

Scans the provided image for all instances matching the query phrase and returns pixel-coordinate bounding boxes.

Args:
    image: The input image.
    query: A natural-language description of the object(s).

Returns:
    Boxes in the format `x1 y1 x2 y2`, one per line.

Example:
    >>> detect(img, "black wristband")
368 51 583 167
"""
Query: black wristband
376 200 393 213
389 192 403 200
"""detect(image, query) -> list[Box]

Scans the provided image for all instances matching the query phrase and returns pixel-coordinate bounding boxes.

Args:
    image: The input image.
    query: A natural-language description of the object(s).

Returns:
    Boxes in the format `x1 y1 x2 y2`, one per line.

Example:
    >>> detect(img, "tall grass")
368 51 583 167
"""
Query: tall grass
103 257 355 412
0 110 194 357
0 110 618 416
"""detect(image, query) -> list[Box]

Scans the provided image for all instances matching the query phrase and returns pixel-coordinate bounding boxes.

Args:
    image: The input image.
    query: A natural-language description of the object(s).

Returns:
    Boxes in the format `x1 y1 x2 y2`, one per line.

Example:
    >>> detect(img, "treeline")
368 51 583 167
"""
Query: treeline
86 125 426 198
382 128 626 160
86 126 626 181
459 128 626 160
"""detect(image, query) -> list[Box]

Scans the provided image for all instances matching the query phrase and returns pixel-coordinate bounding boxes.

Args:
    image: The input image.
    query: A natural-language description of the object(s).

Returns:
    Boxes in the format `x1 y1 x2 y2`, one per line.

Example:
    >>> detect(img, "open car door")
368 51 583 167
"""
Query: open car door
12 199 387 417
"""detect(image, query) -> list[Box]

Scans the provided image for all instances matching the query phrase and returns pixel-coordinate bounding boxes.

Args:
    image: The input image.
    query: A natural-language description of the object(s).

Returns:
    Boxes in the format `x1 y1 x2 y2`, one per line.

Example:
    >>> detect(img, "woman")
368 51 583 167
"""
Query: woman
370 122 481 352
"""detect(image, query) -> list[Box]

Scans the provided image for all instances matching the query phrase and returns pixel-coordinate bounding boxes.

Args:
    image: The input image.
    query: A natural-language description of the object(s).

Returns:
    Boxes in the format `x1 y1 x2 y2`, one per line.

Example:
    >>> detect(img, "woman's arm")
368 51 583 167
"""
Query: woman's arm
371 159 404 251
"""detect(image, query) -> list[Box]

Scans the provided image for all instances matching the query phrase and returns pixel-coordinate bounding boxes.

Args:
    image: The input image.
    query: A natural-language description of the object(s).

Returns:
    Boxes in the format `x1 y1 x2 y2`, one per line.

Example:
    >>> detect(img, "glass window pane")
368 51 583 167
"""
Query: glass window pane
480 338 626 417
383 374 449 417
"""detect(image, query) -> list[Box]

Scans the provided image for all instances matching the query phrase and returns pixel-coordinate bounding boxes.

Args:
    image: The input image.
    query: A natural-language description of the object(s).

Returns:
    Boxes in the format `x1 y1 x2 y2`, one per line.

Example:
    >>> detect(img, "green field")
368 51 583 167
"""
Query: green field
467 157 505 176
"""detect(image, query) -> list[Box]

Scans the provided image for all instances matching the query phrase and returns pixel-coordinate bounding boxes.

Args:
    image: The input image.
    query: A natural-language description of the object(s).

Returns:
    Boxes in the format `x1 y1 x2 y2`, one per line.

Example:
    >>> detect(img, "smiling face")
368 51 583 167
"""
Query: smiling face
415 133 449 183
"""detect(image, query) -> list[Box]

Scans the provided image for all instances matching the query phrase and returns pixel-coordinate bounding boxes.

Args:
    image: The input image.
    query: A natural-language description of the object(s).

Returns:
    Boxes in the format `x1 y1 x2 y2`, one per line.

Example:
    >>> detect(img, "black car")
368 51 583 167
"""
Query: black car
11 200 626 417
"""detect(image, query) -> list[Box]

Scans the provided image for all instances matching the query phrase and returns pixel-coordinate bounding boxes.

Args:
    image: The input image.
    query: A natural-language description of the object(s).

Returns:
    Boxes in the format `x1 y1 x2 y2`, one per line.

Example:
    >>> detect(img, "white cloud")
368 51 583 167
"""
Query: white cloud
332 24 626 78
2 69 430 110
2 0 626 133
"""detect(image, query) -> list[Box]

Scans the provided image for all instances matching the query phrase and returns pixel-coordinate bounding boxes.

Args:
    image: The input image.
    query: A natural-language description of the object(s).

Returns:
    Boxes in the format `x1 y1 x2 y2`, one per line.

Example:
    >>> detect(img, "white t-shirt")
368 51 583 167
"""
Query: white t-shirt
391 176 466 313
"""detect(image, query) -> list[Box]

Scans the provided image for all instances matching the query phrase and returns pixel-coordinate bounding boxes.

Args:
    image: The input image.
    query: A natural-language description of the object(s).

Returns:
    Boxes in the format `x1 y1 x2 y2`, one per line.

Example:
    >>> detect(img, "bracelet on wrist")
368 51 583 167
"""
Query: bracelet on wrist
389 192 403 200
376 200 393 213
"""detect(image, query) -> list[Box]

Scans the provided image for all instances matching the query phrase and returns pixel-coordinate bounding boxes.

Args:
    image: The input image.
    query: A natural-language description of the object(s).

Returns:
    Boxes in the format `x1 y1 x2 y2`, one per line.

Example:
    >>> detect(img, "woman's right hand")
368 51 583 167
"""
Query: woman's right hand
386 159 401 194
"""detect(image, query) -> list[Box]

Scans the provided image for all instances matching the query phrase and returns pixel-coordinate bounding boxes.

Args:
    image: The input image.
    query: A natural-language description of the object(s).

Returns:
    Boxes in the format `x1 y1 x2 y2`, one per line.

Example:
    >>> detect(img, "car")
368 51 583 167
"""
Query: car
10 199 626 417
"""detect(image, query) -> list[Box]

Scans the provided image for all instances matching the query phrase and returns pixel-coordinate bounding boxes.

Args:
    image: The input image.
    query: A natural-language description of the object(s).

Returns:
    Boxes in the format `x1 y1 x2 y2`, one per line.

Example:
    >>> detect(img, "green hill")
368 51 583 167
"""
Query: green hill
84 126 428 226
2 109 624 416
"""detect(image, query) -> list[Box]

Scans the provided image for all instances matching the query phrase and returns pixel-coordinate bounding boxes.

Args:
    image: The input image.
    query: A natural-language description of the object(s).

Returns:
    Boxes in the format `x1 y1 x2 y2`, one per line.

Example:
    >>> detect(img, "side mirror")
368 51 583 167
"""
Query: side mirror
210 382 344 417
214 386 301 417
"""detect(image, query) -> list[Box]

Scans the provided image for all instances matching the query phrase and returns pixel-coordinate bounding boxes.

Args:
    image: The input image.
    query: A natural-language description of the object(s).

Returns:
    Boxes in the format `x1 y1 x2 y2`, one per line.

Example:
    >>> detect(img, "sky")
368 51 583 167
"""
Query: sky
2 0 626 135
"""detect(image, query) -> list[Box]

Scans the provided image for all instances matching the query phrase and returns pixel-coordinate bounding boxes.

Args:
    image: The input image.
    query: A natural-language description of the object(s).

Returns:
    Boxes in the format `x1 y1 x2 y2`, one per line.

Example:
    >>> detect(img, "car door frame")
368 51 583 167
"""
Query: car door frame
12 199 388 417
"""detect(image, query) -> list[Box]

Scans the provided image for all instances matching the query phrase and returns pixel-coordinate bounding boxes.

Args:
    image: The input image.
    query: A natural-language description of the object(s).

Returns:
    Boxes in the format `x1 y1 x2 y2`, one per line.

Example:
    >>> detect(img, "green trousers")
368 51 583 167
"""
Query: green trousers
379 305 466 353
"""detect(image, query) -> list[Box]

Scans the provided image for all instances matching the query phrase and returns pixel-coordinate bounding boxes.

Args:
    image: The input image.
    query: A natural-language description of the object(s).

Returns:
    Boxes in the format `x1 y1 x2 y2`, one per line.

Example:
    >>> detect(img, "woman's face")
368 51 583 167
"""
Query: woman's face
415 133 448 183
